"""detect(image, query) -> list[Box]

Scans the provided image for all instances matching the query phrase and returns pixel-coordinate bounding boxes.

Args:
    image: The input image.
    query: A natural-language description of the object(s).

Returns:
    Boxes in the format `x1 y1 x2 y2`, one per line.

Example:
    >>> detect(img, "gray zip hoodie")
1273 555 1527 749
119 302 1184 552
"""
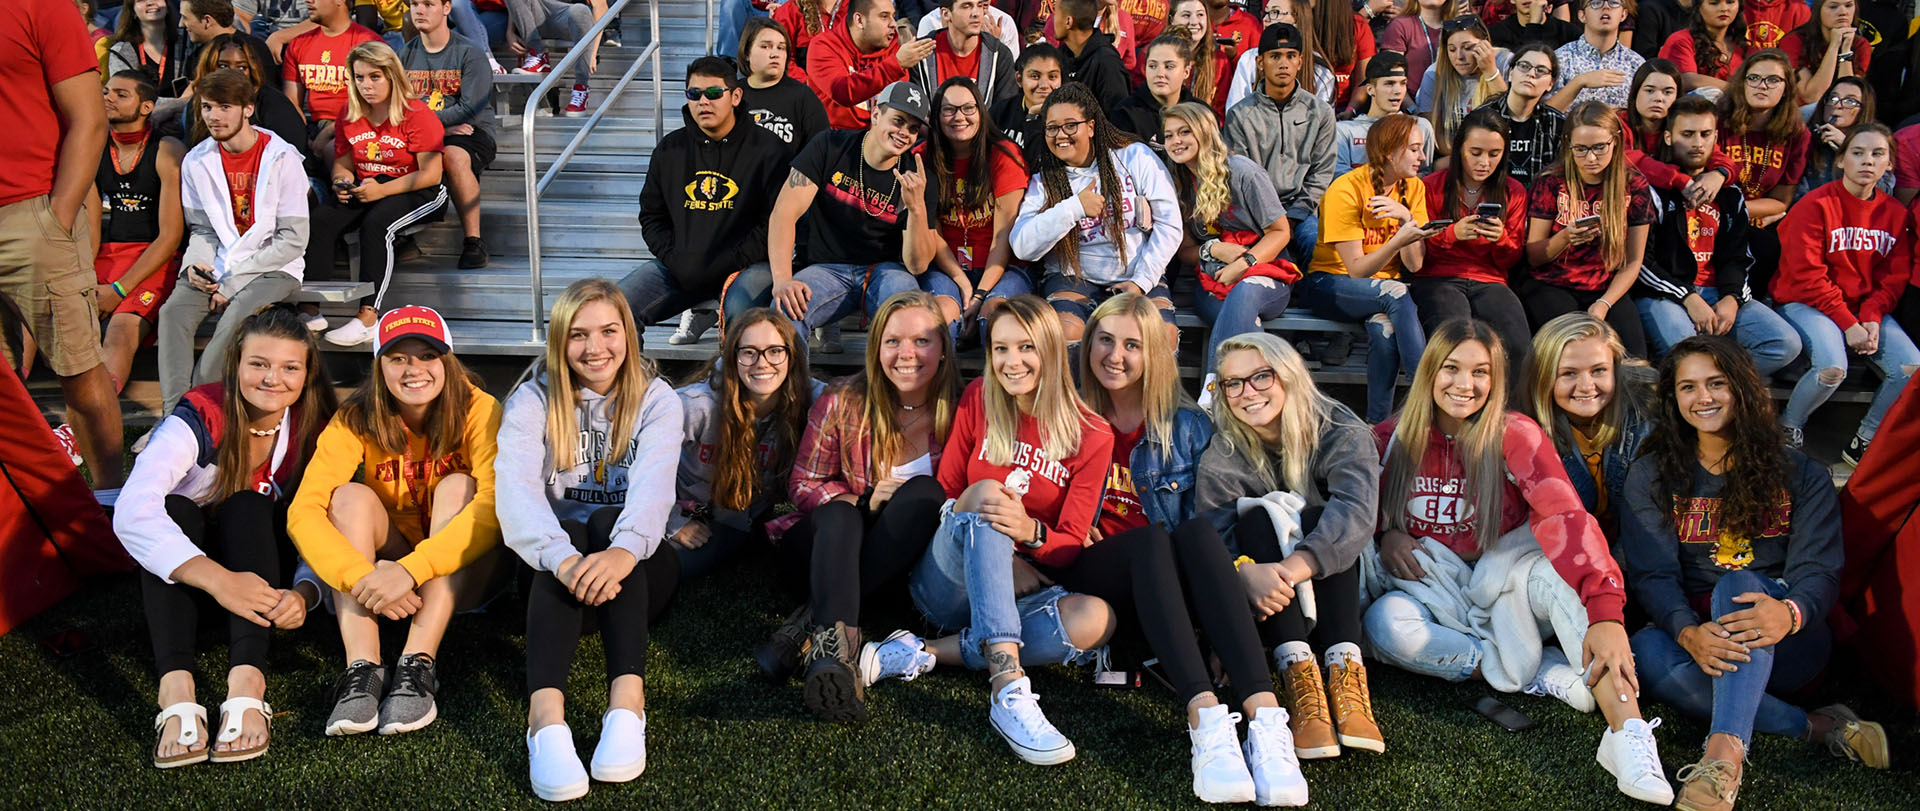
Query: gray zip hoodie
495 371 683 573
670 377 826 535
1194 400 1381 577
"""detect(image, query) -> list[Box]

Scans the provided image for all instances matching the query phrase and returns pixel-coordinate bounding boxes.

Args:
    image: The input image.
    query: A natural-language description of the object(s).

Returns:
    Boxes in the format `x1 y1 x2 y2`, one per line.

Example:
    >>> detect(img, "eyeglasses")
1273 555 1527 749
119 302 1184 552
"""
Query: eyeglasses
1214 368 1278 398
1261 7 1289 22
684 86 730 100
1043 119 1091 136
1585 0 1624 8
1442 14 1482 32
1569 141 1615 157
1743 73 1788 89
1509 60 1553 78
1831 96 1864 109
736 344 789 366
940 103 980 119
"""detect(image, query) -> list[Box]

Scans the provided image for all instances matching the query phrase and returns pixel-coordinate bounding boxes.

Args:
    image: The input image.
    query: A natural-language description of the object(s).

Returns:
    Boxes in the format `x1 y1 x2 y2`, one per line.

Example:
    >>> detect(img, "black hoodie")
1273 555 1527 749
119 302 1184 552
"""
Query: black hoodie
637 109 790 295
1108 83 1202 147
991 93 1047 170
1061 30 1130 112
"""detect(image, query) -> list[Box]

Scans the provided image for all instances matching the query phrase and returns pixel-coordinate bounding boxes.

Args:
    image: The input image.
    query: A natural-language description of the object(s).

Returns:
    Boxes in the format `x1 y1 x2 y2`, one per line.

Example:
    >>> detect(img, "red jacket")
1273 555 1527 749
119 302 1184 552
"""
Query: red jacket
938 380 1114 569
1419 171 1527 285
1838 375 1920 709
1617 110 1739 192
770 0 848 86
805 23 907 130
1770 182 1912 330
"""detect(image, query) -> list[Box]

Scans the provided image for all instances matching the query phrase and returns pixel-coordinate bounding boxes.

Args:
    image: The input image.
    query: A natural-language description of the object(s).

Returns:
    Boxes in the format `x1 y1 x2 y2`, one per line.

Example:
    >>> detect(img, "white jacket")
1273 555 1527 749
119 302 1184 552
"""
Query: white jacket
114 409 293 583
179 130 310 296
1009 141 1180 292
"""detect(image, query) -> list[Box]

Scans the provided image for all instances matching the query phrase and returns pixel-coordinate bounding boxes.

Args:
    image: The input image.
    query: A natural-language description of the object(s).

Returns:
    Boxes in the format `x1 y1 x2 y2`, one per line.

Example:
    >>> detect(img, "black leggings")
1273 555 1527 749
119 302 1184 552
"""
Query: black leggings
1056 519 1274 705
142 492 293 676
1517 278 1648 357
1410 277 1534 371
525 507 680 695
1235 508 1364 651
784 475 946 627
303 183 448 309
1747 222 1781 303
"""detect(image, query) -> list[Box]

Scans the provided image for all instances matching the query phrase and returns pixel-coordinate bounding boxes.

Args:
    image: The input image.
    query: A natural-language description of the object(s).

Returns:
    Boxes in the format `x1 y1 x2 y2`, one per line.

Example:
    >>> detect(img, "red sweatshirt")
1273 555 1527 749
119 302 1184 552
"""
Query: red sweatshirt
770 0 848 86
1770 182 1912 330
938 379 1115 569
1742 0 1810 50
1618 110 1739 192
805 22 907 130
1373 413 1628 625
1419 171 1527 285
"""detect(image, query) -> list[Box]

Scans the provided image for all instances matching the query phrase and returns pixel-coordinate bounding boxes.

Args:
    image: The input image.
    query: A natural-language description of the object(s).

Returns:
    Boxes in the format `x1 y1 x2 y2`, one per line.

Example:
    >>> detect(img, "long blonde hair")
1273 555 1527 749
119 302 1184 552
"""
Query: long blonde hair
1522 312 1631 455
1558 101 1630 270
1162 101 1233 228
1079 293 1187 462
541 279 654 472
1173 0 1220 106
1382 319 1510 550
984 295 1087 465
844 291 959 481
1430 20 1494 146
344 40 412 124
1207 332 1339 494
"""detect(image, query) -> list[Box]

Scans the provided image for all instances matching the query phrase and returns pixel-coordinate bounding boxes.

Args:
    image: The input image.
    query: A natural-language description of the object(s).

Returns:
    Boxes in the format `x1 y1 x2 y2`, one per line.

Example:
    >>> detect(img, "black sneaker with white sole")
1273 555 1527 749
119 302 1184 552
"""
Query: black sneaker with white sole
1843 433 1870 467
325 660 385 736
458 236 489 269
378 653 440 735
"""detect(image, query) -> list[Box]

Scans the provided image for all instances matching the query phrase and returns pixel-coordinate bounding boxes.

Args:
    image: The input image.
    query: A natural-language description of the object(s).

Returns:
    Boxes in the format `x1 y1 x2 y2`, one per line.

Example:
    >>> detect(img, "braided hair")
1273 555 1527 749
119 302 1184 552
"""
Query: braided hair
1034 82 1139 279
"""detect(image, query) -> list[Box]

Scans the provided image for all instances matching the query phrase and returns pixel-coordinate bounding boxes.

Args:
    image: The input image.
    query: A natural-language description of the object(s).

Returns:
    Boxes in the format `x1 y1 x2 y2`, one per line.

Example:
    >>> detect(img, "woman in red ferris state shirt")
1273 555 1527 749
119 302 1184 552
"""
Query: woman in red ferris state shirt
903 295 1115 767
302 41 448 348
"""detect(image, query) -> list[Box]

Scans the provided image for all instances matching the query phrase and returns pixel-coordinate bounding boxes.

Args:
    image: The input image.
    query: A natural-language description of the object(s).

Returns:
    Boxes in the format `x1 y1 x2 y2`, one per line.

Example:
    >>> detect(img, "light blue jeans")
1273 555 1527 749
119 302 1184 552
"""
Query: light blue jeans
1194 275 1294 372
1636 287 1803 376
781 261 922 347
1778 304 1920 440
713 0 767 54
921 267 1033 343
1301 272 1426 422
909 508 1099 671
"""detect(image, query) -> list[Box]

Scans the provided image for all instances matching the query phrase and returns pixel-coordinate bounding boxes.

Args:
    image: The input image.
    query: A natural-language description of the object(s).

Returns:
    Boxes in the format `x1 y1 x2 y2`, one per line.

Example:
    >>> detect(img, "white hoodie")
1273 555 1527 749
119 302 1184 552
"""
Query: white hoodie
179 129 309 297
1009 141 1181 292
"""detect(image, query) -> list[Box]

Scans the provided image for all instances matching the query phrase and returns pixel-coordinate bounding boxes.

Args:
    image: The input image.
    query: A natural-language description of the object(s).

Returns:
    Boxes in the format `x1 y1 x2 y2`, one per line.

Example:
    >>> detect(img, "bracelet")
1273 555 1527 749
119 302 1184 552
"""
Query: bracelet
970 289 988 302
1595 299 1612 312
110 280 127 298
1232 555 1255 571
1784 598 1803 635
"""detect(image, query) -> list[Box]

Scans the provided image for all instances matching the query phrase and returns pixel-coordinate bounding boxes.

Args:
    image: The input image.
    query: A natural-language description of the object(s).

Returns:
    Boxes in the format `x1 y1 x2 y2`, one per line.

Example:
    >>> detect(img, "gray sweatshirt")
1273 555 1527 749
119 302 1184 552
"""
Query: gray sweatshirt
1224 87 1338 222
399 35 497 139
1195 401 1381 577
495 372 683 573
670 377 825 535
1008 140 1182 291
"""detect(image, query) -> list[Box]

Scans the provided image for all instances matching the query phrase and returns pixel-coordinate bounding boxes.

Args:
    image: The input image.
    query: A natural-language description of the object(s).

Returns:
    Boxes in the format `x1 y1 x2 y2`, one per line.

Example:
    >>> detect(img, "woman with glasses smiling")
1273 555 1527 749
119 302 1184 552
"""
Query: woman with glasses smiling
1715 49 1809 297
1524 100 1656 357
917 76 1031 344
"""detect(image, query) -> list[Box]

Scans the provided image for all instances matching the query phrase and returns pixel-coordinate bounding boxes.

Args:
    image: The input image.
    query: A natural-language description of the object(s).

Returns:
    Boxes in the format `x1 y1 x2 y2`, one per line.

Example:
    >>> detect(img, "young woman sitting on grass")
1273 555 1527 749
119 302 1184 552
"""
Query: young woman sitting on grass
1363 319 1674 806
495 279 686 802
1621 336 1888 811
117 305 336 768
288 305 506 739
1521 314 1652 540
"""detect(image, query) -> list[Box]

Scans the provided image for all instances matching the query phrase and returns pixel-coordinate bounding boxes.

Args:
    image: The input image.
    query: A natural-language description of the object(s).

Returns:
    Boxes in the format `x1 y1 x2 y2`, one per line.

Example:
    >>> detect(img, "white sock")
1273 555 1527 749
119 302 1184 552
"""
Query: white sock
1324 642 1362 667
1276 641 1314 668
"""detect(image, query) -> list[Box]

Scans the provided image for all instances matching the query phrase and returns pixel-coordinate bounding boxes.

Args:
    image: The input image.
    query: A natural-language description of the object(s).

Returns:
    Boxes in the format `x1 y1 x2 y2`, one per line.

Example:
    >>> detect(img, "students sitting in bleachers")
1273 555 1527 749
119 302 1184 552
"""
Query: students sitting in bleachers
1225 23 1335 265
806 0 929 130
401 0 496 270
280 0 380 160
915 76 1031 343
503 0 596 115
906 0 1016 103
90 70 185 397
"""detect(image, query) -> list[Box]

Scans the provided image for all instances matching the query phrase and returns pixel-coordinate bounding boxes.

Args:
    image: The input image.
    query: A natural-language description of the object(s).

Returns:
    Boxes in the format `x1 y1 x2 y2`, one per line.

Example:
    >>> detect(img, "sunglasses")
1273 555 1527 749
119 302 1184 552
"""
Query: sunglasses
1442 14 1482 32
684 86 731 100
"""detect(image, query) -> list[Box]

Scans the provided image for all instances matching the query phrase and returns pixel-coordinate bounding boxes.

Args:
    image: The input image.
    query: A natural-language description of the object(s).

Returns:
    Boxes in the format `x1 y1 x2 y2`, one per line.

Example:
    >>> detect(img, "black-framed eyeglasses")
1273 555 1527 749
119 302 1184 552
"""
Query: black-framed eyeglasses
1569 141 1615 157
1743 73 1787 89
940 103 980 119
1831 96 1864 109
1043 119 1090 136
684 86 730 100
1214 368 1278 397
736 344 790 366
1509 60 1553 77
1442 14 1482 32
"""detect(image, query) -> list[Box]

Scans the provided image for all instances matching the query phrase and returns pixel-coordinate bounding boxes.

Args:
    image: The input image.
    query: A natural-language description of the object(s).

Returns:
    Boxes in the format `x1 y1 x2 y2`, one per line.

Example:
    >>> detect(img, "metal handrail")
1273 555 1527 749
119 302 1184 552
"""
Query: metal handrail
705 0 715 52
521 0 664 342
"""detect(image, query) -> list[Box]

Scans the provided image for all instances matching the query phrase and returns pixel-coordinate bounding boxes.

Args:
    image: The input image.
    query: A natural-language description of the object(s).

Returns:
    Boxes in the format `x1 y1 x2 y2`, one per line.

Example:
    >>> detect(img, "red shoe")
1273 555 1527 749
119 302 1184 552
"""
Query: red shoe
51 423 82 466
513 51 551 74
564 83 589 117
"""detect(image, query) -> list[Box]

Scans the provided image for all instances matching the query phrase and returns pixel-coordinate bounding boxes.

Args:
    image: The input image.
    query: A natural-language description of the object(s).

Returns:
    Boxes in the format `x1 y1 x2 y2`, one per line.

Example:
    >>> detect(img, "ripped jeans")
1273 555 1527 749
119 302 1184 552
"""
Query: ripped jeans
1301 272 1426 422
1778 305 1920 440
909 503 1099 671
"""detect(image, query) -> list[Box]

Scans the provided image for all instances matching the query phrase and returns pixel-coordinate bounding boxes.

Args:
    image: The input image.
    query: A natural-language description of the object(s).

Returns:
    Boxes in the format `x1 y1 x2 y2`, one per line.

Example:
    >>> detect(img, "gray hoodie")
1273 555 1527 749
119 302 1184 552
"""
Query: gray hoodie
1194 401 1381 577
495 372 683 573
671 377 826 535
1223 86 1338 222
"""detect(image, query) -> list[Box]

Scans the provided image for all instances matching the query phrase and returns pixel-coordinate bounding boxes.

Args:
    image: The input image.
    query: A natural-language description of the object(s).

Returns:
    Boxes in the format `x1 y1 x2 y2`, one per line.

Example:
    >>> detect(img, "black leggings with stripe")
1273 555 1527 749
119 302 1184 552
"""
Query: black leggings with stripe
303 182 447 309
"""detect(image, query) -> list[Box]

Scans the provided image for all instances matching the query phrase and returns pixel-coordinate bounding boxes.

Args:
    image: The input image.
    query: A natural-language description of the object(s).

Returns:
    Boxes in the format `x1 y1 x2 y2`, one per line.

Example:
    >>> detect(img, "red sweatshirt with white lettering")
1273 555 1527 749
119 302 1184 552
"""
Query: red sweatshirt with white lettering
1771 181 1912 330
938 379 1115 569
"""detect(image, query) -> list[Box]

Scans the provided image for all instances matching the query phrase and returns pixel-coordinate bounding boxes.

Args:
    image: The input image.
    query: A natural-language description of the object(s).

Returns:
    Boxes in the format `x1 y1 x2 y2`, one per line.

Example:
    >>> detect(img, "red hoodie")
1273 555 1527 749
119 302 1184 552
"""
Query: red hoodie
1770 182 1912 330
938 379 1115 569
1373 413 1628 625
769 0 847 86
1742 0 1810 50
1617 110 1740 192
805 22 906 130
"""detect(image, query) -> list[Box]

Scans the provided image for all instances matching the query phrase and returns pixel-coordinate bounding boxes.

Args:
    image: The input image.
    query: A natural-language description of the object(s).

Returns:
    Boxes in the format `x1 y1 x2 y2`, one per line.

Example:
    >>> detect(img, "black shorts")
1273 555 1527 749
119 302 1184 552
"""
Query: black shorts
443 128 497 172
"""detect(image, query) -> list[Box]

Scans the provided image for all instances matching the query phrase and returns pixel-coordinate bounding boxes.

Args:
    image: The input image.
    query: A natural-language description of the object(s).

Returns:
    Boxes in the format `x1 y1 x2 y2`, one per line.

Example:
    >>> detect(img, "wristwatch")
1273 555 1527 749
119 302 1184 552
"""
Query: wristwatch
1021 522 1047 549
1240 251 1260 268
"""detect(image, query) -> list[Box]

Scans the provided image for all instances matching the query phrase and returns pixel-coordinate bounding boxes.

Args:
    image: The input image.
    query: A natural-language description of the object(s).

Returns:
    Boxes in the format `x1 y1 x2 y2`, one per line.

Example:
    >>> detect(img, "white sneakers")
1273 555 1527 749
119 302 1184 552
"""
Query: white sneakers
1524 647 1597 713
323 317 378 347
527 710 648 802
1189 704 1256 804
859 630 937 687
989 677 1076 766
1596 717 1675 805
1244 705 1310 807
300 310 328 332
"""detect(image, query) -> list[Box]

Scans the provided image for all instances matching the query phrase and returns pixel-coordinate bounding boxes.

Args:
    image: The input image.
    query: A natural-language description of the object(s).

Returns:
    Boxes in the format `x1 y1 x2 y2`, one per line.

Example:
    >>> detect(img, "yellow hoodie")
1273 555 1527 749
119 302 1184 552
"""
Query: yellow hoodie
289 381 502 591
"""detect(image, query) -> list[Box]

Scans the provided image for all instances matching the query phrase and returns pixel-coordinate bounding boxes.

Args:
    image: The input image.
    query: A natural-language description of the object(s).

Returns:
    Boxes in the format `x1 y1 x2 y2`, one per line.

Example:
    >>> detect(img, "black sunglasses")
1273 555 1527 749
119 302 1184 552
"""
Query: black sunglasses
1442 14 1482 33
684 87 731 100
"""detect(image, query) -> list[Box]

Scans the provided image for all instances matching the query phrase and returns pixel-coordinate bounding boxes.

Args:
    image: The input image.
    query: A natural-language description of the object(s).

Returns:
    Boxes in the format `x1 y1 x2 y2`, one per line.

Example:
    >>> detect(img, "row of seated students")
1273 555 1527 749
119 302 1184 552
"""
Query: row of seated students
116 283 1893 809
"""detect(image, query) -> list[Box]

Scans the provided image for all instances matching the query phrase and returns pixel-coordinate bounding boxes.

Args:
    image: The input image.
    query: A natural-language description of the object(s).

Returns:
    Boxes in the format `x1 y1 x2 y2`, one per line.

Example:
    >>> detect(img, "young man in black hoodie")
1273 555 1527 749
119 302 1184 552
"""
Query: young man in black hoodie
1052 0 1129 111
991 43 1064 168
623 57 789 331
908 0 1017 102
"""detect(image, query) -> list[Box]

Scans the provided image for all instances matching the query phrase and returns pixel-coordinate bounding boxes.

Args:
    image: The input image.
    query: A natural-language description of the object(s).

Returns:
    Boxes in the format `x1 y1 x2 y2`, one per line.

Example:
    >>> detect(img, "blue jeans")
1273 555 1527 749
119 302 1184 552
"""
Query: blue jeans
1629 570 1827 749
617 259 771 328
1301 272 1426 422
1778 304 1920 439
713 0 768 54
909 507 1100 671
1636 287 1803 376
1194 275 1294 372
450 0 497 50
1289 213 1318 266
779 262 921 346
921 266 1034 343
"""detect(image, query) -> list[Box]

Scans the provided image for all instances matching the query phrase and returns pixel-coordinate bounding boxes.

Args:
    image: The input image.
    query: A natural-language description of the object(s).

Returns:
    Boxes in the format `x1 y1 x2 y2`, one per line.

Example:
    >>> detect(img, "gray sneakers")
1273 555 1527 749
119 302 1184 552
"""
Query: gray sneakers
325 660 385 736
378 653 440 735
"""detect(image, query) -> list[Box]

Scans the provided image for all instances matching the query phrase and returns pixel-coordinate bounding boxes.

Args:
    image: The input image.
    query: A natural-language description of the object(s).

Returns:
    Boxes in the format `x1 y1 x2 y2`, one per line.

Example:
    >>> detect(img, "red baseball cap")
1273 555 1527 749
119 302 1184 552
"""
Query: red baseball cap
375 305 454 355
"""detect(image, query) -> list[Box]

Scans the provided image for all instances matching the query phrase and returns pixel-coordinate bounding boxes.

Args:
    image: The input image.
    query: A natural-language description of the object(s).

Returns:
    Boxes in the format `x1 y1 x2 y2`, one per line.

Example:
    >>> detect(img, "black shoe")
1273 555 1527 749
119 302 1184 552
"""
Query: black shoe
394 234 422 263
458 236 490 269
1843 433 1870 467
802 622 867 723
602 17 622 47
754 604 813 682
1319 332 1354 367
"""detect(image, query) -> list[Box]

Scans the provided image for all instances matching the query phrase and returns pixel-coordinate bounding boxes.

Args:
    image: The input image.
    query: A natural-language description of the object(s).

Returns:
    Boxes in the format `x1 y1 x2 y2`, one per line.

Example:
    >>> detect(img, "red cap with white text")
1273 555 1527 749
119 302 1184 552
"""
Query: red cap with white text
375 305 454 355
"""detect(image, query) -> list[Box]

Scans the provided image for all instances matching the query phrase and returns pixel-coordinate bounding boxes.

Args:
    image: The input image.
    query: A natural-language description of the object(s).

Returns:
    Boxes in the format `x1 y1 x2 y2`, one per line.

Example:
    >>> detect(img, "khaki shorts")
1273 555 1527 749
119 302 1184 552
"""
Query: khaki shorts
0 195 103 376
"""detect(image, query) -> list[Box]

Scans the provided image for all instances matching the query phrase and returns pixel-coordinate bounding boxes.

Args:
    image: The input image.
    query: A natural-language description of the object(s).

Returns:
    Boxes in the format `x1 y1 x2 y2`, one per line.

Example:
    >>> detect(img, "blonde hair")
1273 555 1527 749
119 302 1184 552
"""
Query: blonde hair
344 40 411 124
850 291 959 480
541 279 654 472
1079 293 1187 462
1382 319 1510 550
1522 312 1631 455
1207 332 1339 494
984 295 1087 465
1162 101 1233 228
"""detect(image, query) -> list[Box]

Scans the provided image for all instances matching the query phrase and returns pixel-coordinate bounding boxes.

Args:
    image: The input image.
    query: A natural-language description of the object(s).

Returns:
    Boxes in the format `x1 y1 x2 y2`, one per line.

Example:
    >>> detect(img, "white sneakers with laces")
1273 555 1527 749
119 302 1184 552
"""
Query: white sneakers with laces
1188 704 1256 803
1524 646 1597 713
858 630 937 687
989 677 1075 765
1596 717 1676 805
323 317 378 347
1244 705 1310 807
527 724 589 802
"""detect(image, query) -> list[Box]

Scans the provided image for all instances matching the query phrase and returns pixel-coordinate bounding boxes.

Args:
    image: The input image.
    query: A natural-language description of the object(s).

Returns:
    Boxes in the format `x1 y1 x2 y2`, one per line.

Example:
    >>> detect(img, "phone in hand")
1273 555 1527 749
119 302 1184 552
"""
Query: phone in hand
1475 202 1504 219
1469 695 1537 731
1421 218 1455 237
333 179 355 191
1574 214 1602 229
192 265 216 284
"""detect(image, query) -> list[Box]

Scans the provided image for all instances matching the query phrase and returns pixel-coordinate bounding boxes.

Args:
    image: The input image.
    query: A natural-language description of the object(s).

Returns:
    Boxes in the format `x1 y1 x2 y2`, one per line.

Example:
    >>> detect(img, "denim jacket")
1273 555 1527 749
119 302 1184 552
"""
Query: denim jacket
1131 406 1214 530
1556 403 1651 531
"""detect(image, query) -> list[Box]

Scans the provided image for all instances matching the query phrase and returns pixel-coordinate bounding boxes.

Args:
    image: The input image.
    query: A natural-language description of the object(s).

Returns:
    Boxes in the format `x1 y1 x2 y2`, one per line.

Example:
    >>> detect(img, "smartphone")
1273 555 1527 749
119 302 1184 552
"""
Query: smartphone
333 180 355 191
1422 218 1456 235
192 265 217 284
1475 202 1504 219
1469 695 1537 731
1574 214 1602 229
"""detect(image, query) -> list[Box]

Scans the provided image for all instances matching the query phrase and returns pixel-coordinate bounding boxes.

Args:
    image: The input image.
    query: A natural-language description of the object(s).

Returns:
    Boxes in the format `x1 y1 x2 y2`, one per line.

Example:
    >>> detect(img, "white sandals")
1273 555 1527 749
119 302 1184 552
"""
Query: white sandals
152 702 208 769
209 697 273 764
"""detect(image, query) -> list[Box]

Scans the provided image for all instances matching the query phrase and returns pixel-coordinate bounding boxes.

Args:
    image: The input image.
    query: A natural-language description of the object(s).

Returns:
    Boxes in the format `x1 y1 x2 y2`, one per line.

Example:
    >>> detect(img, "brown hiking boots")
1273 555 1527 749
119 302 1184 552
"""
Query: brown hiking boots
802 622 867 723
1281 656 1339 759
1327 657 1384 753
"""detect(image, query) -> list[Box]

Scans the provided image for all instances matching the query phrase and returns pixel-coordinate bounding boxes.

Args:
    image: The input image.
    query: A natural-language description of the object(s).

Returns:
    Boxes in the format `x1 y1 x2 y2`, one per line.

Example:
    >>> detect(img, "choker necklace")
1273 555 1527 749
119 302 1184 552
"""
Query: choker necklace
248 424 281 437
898 401 924 411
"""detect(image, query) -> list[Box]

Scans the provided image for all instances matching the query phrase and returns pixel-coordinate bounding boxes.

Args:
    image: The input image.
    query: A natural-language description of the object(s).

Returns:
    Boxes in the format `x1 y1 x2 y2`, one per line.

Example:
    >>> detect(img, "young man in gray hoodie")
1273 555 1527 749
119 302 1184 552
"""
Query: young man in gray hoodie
401 0 495 268
907 0 1016 103
1223 22 1335 265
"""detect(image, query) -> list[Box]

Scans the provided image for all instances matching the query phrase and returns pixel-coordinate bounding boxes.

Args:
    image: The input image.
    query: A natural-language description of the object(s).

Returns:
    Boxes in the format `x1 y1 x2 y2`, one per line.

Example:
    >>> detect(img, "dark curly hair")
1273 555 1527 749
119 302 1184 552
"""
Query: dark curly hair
1642 335 1788 540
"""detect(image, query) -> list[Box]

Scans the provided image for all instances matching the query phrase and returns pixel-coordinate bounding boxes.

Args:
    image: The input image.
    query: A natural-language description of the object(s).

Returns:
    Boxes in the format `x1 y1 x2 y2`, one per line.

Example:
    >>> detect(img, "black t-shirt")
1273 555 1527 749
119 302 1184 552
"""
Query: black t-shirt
740 77 829 157
1488 16 1582 51
793 129 910 267
1631 0 1689 61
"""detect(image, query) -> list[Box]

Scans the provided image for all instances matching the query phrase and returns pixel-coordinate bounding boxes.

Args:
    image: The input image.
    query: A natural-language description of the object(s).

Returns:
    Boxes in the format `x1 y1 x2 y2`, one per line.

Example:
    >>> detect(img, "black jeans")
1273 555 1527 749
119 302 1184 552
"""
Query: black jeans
142 492 293 676
1056 518 1274 705
1235 507 1364 651
673 516 764 582
1411 277 1535 370
1518 277 1648 357
783 476 946 627
303 183 448 309
1747 222 1781 303
525 507 680 695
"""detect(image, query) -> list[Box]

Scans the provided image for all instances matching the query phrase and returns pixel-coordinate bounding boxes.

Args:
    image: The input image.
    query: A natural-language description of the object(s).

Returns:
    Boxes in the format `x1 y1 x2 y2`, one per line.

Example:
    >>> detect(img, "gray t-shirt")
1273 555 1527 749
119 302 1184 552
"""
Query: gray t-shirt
1212 154 1286 236
399 36 497 140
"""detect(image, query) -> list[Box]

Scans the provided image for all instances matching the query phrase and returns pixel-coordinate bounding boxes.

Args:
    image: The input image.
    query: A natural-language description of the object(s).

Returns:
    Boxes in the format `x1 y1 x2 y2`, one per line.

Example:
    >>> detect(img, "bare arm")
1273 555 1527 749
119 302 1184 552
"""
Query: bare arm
975 187 1026 299
768 168 818 284
1747 184 1792 222
115 139 187 290
1598 223 1648 308
50 73 108 232
283 80 305 117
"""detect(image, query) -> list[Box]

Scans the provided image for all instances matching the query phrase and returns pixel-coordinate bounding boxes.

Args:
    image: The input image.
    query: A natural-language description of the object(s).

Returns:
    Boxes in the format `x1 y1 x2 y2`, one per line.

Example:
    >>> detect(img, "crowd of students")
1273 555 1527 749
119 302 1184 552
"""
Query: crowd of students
2 0 1918 807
